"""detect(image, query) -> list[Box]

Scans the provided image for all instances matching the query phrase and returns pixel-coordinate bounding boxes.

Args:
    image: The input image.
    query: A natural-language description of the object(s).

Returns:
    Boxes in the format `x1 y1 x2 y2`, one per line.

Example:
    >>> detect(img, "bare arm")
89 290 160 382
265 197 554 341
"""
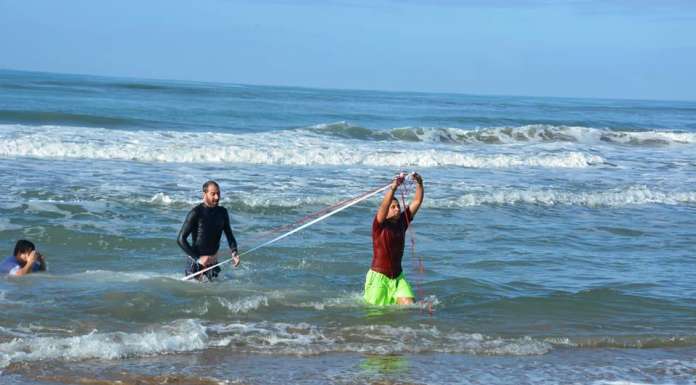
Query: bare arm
408 173 424 219
14 251 38 276
376 177 401 225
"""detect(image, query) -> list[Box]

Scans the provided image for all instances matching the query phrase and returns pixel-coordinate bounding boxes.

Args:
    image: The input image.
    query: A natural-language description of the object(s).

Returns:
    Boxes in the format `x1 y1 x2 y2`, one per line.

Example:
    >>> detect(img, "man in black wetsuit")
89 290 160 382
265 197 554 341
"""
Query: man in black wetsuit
177 180 240 280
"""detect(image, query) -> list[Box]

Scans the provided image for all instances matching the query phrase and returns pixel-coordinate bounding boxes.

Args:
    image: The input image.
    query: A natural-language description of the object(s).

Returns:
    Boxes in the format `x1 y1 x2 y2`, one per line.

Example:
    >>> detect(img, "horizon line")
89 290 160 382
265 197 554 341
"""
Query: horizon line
2 67 694 104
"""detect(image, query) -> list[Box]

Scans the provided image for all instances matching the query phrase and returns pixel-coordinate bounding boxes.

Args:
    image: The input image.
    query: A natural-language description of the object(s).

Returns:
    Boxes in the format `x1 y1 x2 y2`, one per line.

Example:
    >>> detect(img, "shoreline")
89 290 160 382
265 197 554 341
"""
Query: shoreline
4 347 696 384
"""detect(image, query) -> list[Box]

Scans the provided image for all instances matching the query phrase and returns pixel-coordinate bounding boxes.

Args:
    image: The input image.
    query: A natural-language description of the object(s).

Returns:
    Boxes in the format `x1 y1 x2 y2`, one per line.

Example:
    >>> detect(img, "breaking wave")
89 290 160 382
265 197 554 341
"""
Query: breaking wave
430 186 696 208
0 319 207 369
2 318 695 368
207 322 553 356
0 319 551 369
145 186 696 210
308 122 696 146
0 124 604 168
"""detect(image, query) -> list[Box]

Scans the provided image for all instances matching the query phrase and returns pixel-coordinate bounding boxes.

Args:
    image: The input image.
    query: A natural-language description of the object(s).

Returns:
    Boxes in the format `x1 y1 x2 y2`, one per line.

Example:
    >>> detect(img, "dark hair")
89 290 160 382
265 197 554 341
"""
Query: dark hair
391 198 401 209
202 180 220 193
14 239 35 257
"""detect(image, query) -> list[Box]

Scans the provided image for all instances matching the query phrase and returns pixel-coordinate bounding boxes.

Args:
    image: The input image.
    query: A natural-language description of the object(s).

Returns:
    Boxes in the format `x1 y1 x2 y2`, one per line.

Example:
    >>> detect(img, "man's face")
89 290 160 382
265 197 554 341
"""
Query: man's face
203 185 221 207
387 199 401 220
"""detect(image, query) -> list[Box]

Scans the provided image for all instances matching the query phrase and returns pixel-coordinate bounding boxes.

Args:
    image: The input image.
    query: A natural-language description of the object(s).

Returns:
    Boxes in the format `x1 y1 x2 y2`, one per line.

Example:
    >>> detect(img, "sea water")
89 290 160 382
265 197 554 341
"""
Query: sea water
0 69 695 384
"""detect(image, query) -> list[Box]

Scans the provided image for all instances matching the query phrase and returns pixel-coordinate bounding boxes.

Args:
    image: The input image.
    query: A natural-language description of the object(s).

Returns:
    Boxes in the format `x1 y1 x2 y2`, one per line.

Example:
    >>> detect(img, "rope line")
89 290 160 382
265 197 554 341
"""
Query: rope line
399 176 431 314
246 185 389 244
182 182 392 281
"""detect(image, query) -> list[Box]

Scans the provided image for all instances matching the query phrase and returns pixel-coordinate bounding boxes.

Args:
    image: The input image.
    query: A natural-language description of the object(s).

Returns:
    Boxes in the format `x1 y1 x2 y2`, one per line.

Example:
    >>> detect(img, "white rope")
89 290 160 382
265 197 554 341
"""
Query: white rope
181 183 392 281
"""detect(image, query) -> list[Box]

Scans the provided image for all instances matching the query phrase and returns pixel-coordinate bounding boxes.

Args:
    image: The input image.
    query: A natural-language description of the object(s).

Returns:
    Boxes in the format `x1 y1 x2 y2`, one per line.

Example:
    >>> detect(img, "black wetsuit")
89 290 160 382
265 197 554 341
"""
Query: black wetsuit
178 203 237 279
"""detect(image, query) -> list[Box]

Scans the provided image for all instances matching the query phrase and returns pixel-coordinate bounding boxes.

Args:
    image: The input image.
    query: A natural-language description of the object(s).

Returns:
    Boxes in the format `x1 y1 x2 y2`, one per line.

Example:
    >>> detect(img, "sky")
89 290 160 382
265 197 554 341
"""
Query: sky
1 0 695 101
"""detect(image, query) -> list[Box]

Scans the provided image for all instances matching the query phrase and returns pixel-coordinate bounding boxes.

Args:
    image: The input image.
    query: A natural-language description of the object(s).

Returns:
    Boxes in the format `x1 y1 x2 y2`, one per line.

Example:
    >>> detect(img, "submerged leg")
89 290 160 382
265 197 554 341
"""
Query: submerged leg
396 297 414 305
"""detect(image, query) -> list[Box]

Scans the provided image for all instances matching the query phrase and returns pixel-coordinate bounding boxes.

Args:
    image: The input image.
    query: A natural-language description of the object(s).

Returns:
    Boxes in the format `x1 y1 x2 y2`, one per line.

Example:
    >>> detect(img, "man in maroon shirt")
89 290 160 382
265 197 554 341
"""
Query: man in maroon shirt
364 172 424 305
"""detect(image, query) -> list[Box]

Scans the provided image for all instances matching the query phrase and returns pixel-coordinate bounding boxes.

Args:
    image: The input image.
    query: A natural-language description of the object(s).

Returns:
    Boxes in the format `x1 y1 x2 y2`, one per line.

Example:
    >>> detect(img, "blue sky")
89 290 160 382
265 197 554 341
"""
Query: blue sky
1 0 695 100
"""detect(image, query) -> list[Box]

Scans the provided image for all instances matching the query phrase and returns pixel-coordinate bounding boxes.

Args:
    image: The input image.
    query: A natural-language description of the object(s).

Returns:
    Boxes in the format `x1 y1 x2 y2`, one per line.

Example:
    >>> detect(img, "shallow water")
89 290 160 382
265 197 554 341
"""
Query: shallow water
1 69 695 384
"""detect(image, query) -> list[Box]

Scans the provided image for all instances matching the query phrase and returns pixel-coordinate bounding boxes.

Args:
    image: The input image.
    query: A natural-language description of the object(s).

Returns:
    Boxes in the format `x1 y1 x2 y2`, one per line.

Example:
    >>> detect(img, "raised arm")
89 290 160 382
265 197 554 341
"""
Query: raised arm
14 251 38 276
376 176 402 225
177 208 198 258
408 173 424 218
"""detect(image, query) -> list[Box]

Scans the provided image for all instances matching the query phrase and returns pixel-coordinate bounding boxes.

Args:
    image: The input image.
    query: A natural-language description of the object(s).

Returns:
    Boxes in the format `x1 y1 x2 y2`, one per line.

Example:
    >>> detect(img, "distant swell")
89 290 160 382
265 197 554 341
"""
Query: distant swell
0 110 136 128
0 77 239 96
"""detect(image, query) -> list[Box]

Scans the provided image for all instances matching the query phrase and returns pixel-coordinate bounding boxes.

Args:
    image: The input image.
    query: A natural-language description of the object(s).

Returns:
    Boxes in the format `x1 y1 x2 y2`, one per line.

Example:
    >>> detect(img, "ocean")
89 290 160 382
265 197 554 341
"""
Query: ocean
0 69 695 385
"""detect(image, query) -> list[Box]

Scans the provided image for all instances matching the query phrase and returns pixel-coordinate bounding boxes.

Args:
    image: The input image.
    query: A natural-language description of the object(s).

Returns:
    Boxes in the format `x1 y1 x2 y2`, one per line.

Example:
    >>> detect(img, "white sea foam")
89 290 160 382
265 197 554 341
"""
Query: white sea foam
216 295 269 314
428 186 696 208
207 321 552 356
184 292 285 316
144 193 342 209
310 122 696 146
0 124 603 168
296 292 365 310
0 319 207 368
12 317 686 367
149 192 175 205
145 186 696 210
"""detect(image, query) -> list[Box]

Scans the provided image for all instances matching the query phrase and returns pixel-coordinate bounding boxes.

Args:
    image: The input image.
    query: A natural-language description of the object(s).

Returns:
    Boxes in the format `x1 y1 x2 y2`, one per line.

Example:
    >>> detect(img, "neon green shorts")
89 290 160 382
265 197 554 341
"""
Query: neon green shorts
363 269 415 306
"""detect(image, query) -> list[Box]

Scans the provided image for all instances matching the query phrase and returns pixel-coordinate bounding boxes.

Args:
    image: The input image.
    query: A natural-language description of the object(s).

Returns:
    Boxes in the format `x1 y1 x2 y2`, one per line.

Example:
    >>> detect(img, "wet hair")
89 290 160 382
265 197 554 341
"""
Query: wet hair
13 239 35 257
391 198 401 209
202 180 220 193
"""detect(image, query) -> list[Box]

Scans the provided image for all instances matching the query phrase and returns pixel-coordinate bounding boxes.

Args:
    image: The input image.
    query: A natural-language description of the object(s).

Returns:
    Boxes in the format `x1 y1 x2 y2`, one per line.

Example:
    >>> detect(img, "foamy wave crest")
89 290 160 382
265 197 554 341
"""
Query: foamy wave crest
150 192 175 205
360 150 603 168
559 335 696 349
208 322 551 356
0 124 602 168
145 186 694 212
0 319 207 368
216 295 269 314
184 292 285 316
296 292 365 310
429 186 696 208
145 193 366 210
308 122 696 146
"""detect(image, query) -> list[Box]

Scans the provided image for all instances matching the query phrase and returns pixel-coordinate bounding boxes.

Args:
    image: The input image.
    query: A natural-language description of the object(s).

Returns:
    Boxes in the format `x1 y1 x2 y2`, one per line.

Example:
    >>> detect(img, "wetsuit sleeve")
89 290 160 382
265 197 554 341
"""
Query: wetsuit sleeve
177 208 199 258
223 208 238 253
